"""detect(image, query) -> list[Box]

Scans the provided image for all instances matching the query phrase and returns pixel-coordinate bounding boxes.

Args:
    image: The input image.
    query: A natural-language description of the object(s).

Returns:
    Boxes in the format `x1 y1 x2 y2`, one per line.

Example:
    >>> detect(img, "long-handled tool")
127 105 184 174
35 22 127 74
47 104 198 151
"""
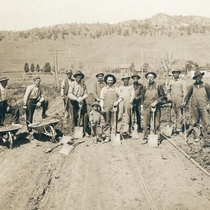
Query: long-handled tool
131 108 139 139
74 103 83 139
164 103 173 137
111 106 121 146
183 107 188 144
148 107 158 148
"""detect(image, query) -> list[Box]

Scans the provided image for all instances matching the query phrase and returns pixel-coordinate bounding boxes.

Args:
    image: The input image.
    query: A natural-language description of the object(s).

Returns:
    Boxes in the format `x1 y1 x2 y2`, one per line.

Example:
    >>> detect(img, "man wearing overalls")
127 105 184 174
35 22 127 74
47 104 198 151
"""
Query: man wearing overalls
131 73 144 133
167 68 186 134
141 72 166 144
100 74 123 142
118 75 135 136
23 76 49 132
93 73 106 102
182 70 210 143
61 70 74 123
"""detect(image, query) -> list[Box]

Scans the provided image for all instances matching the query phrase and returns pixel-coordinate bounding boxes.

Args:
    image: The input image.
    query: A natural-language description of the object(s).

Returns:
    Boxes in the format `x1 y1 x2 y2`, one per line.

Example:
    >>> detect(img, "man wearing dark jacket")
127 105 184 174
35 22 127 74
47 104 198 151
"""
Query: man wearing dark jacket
131 74 144 132
182 70 210 142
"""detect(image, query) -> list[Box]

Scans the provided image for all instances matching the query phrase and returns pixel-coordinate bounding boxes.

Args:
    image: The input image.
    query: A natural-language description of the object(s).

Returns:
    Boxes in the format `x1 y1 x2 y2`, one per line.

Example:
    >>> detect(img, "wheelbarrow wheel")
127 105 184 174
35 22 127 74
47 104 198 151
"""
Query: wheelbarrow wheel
45 125 56 143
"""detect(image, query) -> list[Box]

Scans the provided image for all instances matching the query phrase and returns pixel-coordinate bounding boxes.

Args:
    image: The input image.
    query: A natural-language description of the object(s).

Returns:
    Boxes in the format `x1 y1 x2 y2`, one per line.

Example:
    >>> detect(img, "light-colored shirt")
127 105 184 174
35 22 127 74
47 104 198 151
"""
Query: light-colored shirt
61 78 74 96
23 84 44 105
0 83 7 102
68 81 88 100
94 81 106 98
119 85 135 103
168 78 187 98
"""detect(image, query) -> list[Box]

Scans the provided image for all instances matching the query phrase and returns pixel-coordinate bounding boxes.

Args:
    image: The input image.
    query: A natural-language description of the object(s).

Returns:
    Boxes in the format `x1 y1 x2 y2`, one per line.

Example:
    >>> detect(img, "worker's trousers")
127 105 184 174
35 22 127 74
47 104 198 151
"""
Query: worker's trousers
0 101 20 126
26 99 49 132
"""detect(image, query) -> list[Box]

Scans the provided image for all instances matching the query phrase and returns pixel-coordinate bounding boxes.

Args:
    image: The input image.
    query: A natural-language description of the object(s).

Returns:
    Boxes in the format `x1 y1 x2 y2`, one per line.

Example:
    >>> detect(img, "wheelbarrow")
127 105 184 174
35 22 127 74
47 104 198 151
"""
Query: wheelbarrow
0 124 22 149
28 118 60 142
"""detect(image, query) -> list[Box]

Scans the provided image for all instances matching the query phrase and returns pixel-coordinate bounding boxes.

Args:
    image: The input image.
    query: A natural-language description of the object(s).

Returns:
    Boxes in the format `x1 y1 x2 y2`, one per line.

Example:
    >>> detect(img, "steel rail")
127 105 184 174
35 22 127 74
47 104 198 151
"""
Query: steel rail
161 133 210 178
122 139 159 210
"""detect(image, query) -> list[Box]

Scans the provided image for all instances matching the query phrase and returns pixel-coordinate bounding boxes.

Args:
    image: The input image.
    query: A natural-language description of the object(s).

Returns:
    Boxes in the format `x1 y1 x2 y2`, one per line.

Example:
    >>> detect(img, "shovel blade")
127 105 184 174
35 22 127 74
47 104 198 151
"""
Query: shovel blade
111 133 121 146
59 144 74 155
74 127 83 139
148 134 159 148
132 124 139 139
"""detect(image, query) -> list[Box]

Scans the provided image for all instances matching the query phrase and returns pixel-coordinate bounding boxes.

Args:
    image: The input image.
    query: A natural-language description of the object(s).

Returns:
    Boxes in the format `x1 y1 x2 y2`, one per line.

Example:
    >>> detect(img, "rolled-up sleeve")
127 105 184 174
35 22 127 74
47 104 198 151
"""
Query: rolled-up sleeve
23 86 32 105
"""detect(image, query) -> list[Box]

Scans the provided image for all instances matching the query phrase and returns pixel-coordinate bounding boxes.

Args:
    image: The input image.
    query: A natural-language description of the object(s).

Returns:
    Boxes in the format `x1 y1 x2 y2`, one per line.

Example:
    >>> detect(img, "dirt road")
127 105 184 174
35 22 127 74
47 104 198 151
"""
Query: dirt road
1 77 210 210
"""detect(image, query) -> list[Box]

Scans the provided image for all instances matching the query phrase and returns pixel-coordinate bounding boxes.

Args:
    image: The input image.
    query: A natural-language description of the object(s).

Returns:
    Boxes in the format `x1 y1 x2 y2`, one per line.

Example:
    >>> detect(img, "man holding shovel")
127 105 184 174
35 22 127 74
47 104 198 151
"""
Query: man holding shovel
68 70 88 135
61 70 74 123
167 68 186 135
119 75 135 137
182 70 210 145
100 74 123 143
141 72 166 144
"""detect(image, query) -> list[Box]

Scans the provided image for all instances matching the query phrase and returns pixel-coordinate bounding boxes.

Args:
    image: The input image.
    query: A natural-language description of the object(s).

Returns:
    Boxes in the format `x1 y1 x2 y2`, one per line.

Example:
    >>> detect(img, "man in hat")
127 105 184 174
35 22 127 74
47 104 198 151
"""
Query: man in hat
182 70 210 143
131 73 144 133
141 72 166 143
100 74 123 142
94 73 106 102
0 77 19 126
167 68 186 134
23 76 49 132
119 75 135 136
68 70 88 134
61 69 74 123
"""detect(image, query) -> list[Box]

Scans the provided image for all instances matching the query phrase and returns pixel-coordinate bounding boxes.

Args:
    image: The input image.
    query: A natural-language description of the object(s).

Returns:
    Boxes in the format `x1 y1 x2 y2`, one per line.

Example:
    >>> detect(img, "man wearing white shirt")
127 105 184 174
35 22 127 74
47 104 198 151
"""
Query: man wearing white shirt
61 70 74 122
23 76 48 132
118 75 135 135
0 77 19 126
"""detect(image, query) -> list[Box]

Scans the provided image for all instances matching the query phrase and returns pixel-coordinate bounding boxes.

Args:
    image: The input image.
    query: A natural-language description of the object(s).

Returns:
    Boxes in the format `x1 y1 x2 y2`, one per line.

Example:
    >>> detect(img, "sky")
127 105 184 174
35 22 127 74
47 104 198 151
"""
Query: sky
1 0 210 31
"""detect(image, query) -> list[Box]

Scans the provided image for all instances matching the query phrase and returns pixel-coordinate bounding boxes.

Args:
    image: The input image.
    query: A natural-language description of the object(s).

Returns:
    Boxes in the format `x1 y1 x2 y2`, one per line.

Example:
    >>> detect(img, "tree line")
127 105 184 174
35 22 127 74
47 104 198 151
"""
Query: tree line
1 14 210 42
24 63 52 74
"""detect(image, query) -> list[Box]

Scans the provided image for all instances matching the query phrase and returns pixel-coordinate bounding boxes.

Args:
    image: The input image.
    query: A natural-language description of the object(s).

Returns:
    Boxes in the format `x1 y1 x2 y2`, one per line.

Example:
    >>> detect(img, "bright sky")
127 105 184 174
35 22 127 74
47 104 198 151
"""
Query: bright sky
1 0 210 31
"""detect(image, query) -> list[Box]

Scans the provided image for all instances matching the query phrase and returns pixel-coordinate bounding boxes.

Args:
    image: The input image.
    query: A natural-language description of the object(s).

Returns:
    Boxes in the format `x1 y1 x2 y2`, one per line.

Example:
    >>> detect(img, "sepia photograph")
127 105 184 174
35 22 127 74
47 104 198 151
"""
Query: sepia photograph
0 0 210 209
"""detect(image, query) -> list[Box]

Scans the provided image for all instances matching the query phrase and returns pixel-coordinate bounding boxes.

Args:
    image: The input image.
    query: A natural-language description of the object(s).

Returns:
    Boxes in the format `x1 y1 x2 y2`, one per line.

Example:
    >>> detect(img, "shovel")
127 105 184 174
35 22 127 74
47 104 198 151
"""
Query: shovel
59 135 75 155
148 107 159 148
164 103 173 137
111 106 121 146
74 103 83 139
131 108 139 139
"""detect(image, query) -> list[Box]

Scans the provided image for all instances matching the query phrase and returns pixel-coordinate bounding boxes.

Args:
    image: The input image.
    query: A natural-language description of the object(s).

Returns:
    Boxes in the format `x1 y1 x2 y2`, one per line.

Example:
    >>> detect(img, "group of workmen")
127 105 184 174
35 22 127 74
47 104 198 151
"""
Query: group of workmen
0 68 209 146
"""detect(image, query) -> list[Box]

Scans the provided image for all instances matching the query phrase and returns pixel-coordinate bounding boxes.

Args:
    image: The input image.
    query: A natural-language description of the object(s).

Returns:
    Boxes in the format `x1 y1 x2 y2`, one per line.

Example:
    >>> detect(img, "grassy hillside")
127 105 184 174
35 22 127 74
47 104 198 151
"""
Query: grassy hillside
0 33 210 75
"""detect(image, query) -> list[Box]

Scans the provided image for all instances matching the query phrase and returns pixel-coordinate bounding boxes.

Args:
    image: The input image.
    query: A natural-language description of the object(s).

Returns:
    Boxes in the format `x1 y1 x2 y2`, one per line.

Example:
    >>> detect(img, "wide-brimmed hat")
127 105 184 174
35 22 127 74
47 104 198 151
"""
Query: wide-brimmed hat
131 74 140 80
193 70 205 80
104 74 116 85
73 70 85 79
121 74 130 81
33 76 41 81
145 72 157 79
171 68 181 74
96 73 104 78
91 101 100 107
65 69 73 74
0 77 9 82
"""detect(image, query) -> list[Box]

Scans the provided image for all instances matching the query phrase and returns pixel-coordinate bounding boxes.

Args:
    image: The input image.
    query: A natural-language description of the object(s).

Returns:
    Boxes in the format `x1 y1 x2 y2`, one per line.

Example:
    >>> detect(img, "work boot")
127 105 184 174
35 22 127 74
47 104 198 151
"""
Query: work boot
141 137 148 145
42 113 48 119
102 137 110 143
